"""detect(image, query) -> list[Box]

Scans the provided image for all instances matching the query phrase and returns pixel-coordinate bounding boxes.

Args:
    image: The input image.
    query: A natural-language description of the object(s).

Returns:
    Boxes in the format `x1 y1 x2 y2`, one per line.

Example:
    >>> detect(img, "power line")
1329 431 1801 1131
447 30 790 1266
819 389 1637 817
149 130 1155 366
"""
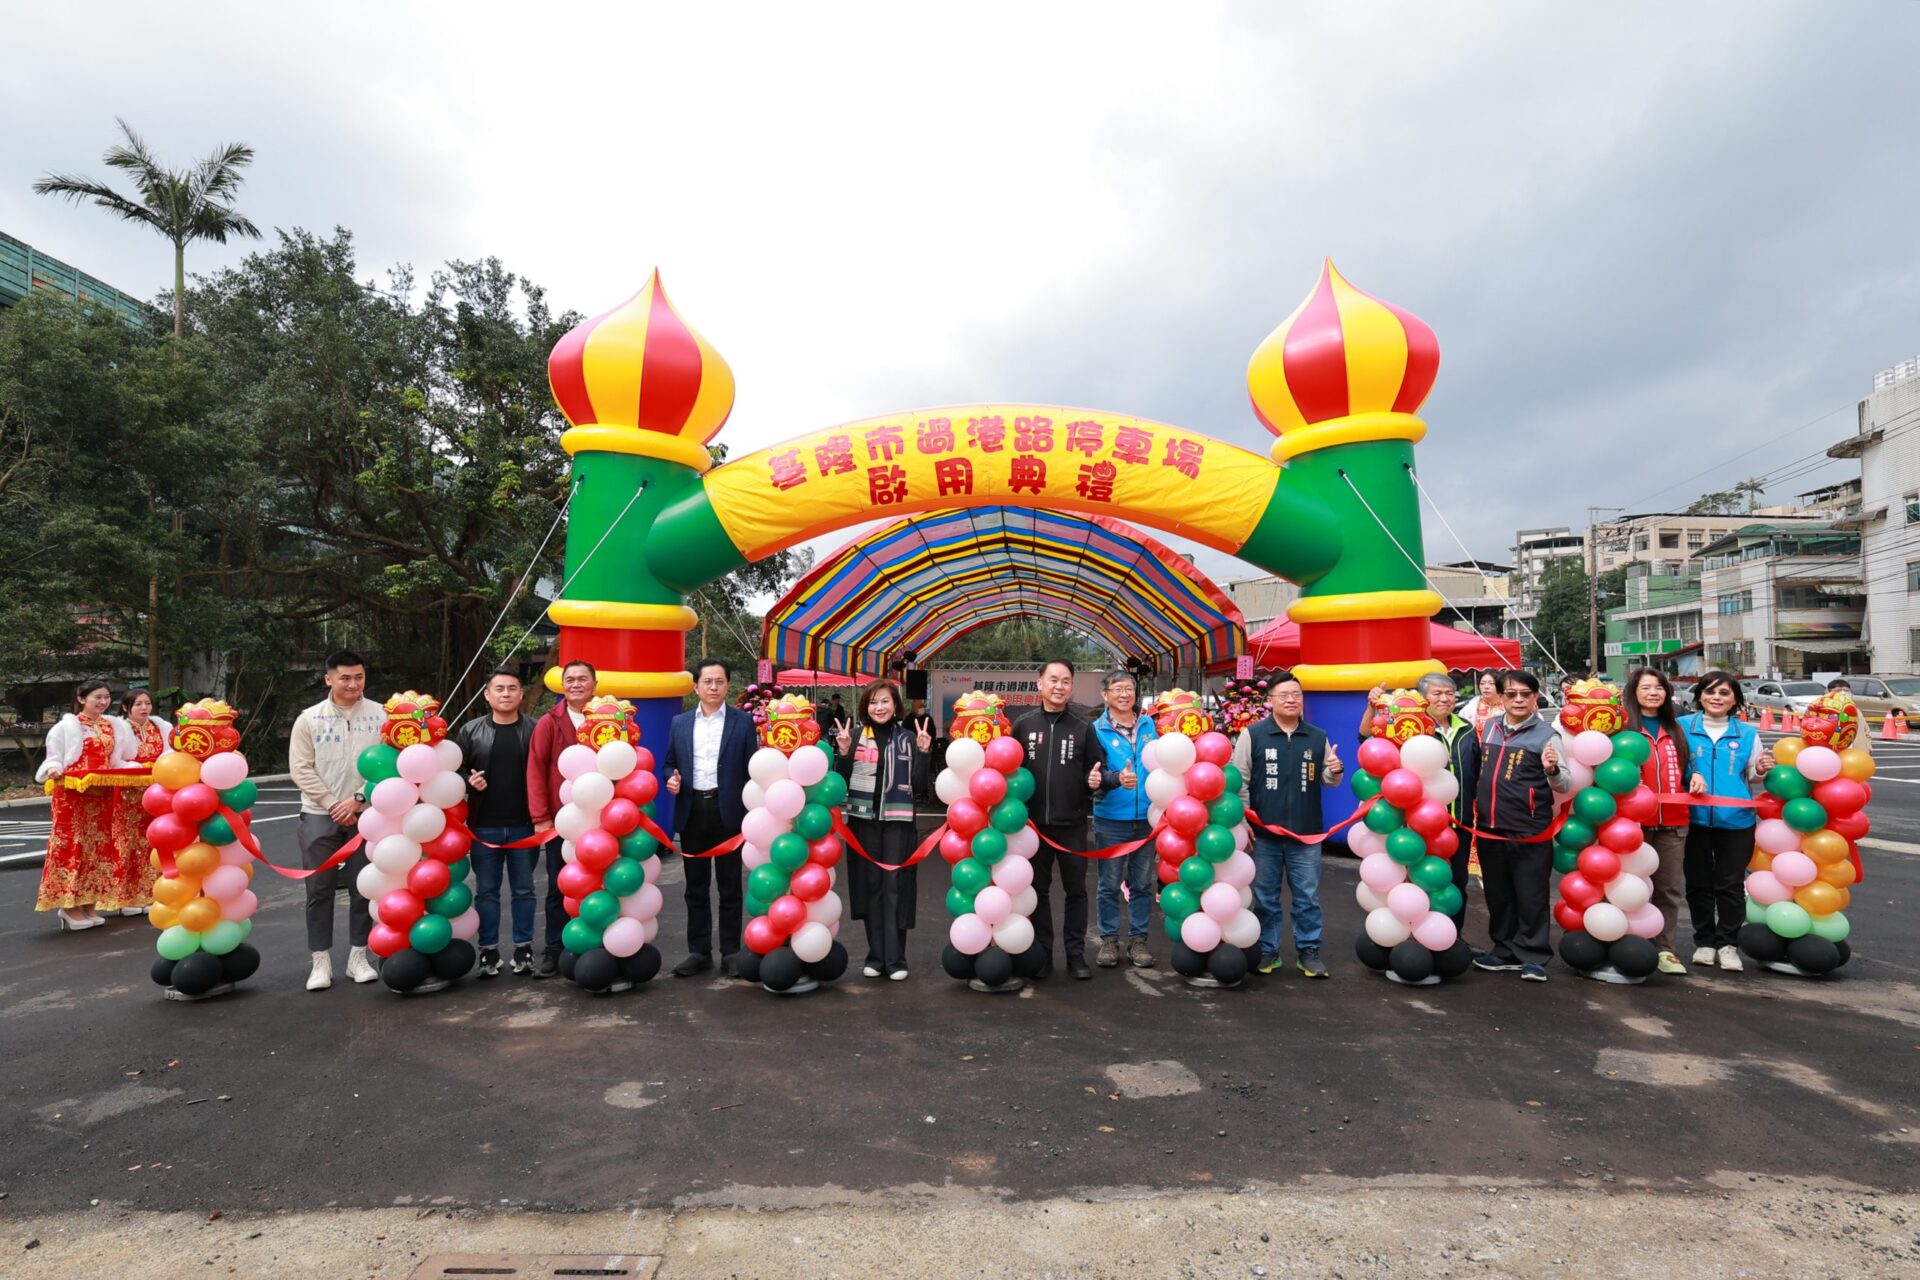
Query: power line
1404 464 1567 670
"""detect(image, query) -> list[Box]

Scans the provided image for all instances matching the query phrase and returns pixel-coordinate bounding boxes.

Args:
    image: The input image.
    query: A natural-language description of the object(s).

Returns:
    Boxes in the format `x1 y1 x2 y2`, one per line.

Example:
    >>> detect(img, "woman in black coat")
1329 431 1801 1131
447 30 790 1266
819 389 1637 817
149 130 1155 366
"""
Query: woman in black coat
832 680 931 980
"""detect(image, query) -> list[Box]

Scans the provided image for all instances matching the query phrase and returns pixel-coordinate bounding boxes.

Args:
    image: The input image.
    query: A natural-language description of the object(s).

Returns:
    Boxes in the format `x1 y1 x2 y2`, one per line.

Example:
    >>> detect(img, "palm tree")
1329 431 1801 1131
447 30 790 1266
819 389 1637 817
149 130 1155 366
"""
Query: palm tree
33 117 261 339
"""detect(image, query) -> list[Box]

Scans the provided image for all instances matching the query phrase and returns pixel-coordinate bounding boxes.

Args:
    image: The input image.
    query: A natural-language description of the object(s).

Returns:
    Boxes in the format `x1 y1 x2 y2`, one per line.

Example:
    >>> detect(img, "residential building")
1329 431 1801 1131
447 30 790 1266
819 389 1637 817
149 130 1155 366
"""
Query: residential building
0 230 154 328
1829 365 1920 673
1601 560 1705 682
1224 575 1300 634
1697 525 1866 678
1507 527 1585 635
1586 511 1829 575
1228 561 1513 639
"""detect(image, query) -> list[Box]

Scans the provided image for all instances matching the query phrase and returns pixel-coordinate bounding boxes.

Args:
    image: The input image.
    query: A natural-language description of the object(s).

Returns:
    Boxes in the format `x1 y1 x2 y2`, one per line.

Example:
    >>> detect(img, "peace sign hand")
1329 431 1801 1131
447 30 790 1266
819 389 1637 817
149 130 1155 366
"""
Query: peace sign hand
914 717 933 751
835 717 854 753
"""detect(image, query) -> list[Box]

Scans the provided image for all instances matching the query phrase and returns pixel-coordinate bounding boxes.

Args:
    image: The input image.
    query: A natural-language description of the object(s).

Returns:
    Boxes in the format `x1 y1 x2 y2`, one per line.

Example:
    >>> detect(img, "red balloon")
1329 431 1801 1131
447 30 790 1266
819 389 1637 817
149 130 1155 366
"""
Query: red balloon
1558 872 1602 911
556 862 599 899
983 736 1024 773
368 922 409 958
575 828 619 872
1430 827 1460 858
767 894 807 934
948 798 989 837
1597 816 1643 854
1157 858 1180 884
1860 782 1873 805
1575 846 1621 884
1165 795 1208 837
1812 778 1867 817
939 829 973 864
407 858 451 899
1553 901 1585 933
1829 811 1870 841
619 772 659 806
1380 768 1425 810
1756 795 1784 821
146 812 195 854
423 826 471 863
563 894 582 918
633 746 656 776
1407 800 1451 839
808 835 843 867
171 783 221 823
968 768 1008 807
744 915 781 955
790 864 831 902
1357 737 1400 777
1156 827 1195 862
1185 762 1226 803
1615 785 1658 825
379 889 425 929
1194 731 1234 766
140 783 175 817
600 798 641 836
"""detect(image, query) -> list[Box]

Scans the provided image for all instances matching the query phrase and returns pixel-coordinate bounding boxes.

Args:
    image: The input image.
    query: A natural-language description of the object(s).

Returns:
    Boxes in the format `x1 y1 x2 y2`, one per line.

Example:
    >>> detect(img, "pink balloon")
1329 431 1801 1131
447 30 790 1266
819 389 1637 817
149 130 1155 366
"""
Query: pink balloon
973 886 1013 926
1745 869 1791 905
1572 730 1614 768
1200 881 1241 923
1140 741 1160 774
990 854 1033 894
199 752 248 791
619 883 664 921
602 916 645 958
202 865 249 902
1357 737 1400 777
1194 731 1234 766
1180 912 1223 952
370 776 419 817
357 807 400 842
1771 850 1818 888
949 913 992 955
984 736 1024 773
1795 746 1841 783
1625 903 1664 939
741 807 786 850
1359 852 1407 893
763 778 806 821
1380 768 1425 810
787 745 830 788
557 743 598 782
1386 882 1431 924
1219 849 1256 889
1754 818 1799 855
397 743 440 784
1411 911 1458 952
450 907 480 941
227 889 259 921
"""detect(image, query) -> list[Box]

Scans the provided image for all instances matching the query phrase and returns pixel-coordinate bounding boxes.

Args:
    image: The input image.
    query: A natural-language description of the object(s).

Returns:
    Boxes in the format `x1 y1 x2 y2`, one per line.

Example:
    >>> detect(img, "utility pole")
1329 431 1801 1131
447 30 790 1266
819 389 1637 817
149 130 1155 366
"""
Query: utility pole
1587 505 1624 675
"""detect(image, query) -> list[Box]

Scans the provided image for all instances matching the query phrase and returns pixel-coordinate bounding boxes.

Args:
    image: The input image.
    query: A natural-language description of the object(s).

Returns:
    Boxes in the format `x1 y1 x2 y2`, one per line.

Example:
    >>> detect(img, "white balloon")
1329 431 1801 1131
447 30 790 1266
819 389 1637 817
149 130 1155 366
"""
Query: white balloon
560 839 577 864
571 771 614 813
642 917 659 944
433 739 464 773
945 737 986 777
1604 873 1652 912
1144 769 1186 807
1399 734 1450 779
419 769 466 810
1223 908 1261 949
741 781 767 812
1583 902 1629 942
639 855 661 885
1147 804 1165 827
992 914 1035 954
1422 771 1459 807
400 802 447 843
1012 886 1039 917
748 747 791 786
791 921 833 963
1365 906 1412 947
805 893 843 925
741 842 770 868
1154 732 1197 774
1355 882 1388 913
595 739 638 780
356 861 402 902
371 834 422 876
554 803 594 843
933 768 965 806
1620 843 1660 878
1239 885 1254 910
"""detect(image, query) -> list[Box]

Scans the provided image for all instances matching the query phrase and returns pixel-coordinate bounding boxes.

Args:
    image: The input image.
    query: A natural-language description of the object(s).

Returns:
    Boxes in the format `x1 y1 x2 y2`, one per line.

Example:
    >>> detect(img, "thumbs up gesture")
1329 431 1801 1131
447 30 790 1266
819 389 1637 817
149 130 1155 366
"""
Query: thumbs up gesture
1087 760 1104 790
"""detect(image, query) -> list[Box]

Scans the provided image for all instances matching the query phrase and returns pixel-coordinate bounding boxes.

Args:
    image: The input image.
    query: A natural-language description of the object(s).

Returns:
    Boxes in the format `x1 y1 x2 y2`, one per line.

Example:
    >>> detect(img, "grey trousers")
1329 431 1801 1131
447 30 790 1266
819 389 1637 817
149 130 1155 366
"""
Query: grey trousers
1643 825 1688 954
299 811 372 952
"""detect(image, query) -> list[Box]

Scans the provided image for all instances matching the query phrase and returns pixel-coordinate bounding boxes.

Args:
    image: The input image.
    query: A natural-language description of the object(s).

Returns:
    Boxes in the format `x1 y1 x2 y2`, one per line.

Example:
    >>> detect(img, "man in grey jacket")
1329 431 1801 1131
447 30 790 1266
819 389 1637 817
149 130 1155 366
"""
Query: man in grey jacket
288 651 387 991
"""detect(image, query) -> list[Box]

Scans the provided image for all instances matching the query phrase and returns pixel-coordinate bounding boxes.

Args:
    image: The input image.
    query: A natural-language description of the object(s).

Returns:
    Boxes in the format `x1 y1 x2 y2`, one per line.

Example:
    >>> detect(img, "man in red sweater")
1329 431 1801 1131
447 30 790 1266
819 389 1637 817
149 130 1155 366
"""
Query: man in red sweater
525 660 597 977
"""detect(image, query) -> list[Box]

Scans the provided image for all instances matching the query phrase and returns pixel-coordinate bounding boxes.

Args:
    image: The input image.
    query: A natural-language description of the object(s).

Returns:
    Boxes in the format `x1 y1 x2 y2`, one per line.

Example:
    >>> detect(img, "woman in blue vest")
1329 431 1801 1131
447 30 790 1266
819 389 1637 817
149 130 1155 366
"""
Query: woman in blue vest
1677 670 1771 973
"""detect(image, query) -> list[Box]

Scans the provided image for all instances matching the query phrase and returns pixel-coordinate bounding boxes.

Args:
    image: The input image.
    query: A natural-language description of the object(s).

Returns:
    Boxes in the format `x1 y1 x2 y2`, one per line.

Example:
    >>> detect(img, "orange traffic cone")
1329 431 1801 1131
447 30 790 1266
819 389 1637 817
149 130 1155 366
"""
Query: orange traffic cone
1896 712 1910 740
1784 711 1800 733
1881 713 1899 742
1759 707 1775 731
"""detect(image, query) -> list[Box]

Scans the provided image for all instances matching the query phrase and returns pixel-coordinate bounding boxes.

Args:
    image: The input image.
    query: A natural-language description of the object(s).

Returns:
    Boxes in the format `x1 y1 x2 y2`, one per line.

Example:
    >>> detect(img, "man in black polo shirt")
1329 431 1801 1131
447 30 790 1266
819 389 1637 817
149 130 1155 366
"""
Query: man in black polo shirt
457 670 539 977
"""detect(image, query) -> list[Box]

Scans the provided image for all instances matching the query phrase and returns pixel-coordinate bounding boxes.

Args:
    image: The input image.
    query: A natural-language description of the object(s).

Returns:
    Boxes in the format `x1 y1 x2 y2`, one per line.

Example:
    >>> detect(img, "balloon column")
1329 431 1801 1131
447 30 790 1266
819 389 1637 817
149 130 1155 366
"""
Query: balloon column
1739 690 1869 976
935 691 1043 990
551 697 666 993
737 696 849 993
143 699 262 1000
1144 690 1259 987
1349 690 1473 984
354 692 480 993
1550 680 1662 982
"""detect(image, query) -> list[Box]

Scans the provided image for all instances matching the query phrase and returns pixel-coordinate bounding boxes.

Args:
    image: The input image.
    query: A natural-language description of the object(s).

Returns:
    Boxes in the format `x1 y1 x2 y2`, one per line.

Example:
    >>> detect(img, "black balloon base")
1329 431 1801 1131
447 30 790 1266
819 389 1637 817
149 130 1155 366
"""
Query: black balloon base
1572 965 1646 986
767 976 821 995
1383 972 1441 986
967 977 1025 993
163 981 235 1002
1183 974 1242 989
152 943 261 999
1762 961 1820 978
379 940 477 994
404 975 453 995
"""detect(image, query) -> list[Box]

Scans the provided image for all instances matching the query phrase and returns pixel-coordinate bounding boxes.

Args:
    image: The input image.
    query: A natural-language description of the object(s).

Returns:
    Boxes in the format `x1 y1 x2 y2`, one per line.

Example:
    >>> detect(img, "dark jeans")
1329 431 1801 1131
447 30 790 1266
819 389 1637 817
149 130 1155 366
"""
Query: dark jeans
298 811 371 953
1251 834 1321 956
1093 817 1155 939
1479 837 1552 967
540 837 569 955
1031 820 1090 963
681 790 743 959
1684 823 1753 949
470 824 536 948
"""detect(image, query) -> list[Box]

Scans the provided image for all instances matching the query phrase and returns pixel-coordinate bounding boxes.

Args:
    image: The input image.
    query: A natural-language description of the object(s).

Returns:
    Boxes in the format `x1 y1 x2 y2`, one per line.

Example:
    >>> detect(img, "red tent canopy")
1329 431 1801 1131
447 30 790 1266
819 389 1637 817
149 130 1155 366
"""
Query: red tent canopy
1237 619 1521 672
775 668 864 687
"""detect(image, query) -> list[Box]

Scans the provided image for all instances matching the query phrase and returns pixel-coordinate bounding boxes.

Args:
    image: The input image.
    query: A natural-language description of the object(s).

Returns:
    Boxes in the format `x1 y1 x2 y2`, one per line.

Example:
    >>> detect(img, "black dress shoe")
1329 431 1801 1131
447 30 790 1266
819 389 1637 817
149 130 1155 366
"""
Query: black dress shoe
1068 958 1093 980
533 950 560 979
719 953 740 978
1032 960 1054 980
672 954 713 977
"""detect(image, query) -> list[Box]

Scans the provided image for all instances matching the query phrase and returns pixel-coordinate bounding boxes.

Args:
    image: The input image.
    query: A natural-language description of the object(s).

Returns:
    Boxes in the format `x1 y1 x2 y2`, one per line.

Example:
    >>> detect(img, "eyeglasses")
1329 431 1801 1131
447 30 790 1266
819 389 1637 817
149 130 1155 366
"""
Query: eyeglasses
1503 690 1537 699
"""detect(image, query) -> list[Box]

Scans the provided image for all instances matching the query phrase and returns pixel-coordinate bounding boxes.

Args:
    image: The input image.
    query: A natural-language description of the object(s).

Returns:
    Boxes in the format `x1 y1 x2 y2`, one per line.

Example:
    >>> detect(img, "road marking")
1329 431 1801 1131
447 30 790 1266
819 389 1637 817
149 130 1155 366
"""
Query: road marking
1860 837 1920 855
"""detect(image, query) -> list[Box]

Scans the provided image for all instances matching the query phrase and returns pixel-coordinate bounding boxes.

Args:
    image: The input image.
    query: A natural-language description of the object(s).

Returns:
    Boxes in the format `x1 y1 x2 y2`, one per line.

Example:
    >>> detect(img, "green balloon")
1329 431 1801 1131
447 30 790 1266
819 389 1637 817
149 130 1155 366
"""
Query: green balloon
239 918 252 939
561 916 602 954
946 885 976 917
1608 731 1651 766
1745 895 1769 925
1556 817 1596 851
805 771 849 808
1178 856 1215 891
1765 900 1812 939
618 829 658 860
429 882 473 917
990 799 1029 834
198 814 236 846
1160 883 1198 920
1195 823 1236 862
1552 847 1580 875
1221 764 1243 795
952 857 991 895
578 890 620 929
792 803 834 841
748 864 790 901
357 742 400 784
1207 796 1245 829
1427 884 1464 919
1163 914 1187 942
1808 910 1850 942
1782 797 1828 833
200 920 243 956
1410 856 1453 893
970 828 1008 865
1765 765 1811 801
1385 828 1427 865
1571 787 1617 825
218 779 258 811
1364 802 1404 834
745 892 771 920
1005 768 1036 802
1350 772 1381 800
602 856 645 897
156 924 201 961
1594 758 1642 796
769 832 811 872
409 913 452 955
446 857 472 882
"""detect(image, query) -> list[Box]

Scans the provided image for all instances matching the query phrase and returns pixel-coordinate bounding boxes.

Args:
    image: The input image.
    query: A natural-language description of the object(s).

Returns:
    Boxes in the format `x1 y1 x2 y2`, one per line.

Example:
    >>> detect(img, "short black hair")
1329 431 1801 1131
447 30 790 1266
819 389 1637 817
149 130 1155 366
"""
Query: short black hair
1827 678 1852 691
1038 658 1076 678
562 659 597 678
1501 670 1542 695
325 650 366 672
487 668 523 685
692 658 731 682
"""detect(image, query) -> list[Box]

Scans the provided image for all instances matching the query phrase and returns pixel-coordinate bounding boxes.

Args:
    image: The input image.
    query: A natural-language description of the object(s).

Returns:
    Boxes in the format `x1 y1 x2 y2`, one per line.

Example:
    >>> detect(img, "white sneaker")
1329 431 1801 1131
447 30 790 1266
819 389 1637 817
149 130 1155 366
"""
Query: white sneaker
306 952 334 991
346 946 379 984
1717 946 1744 973
1692 946 1717 967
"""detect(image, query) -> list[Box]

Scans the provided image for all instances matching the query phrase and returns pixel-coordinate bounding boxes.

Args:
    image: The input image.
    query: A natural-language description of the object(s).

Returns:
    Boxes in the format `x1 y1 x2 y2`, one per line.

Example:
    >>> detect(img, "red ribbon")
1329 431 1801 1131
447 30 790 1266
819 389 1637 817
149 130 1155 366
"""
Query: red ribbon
1030 823 1160 861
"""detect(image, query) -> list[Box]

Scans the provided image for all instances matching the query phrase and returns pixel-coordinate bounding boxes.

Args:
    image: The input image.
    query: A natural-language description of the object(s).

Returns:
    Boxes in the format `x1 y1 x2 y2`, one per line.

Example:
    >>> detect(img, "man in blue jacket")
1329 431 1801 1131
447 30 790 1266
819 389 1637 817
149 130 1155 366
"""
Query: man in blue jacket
1092 670 1160 969
663 659 756 977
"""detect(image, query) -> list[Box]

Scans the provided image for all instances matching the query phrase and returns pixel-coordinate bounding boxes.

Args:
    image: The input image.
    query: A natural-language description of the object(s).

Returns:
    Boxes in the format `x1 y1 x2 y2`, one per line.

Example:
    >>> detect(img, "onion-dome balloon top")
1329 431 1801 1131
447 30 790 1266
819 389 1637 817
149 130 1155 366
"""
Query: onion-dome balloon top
547 270 735 444
1246 259 1439 437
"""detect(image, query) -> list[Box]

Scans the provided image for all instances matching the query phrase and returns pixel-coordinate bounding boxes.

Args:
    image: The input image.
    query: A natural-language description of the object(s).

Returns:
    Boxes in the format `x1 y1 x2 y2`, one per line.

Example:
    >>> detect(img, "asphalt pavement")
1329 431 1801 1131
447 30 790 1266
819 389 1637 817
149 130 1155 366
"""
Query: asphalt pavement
2 753 1916 1220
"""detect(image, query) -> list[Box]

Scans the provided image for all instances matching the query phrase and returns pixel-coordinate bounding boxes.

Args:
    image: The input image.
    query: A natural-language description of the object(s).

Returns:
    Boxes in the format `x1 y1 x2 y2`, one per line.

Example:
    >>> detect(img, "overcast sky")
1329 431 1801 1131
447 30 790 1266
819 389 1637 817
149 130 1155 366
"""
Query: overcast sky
5 2 1918 597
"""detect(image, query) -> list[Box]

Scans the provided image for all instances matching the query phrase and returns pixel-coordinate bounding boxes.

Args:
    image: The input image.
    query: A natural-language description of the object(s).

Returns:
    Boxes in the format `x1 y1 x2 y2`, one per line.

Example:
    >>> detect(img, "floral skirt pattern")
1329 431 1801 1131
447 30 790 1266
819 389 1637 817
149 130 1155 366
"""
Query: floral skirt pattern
38 786 153 911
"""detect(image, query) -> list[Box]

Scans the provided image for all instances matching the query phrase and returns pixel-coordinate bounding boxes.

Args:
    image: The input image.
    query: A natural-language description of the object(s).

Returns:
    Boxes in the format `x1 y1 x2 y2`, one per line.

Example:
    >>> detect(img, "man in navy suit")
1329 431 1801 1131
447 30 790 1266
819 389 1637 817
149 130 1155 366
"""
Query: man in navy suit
664 659 754 977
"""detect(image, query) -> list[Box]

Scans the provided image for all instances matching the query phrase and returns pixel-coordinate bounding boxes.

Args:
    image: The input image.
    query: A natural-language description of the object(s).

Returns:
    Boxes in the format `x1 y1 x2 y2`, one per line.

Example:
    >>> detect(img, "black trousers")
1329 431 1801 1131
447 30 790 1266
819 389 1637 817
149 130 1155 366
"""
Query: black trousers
681 790 743 959
540 837 569 956
1478 837 1552 967
1031 820 1090 964
1684 824 1753 949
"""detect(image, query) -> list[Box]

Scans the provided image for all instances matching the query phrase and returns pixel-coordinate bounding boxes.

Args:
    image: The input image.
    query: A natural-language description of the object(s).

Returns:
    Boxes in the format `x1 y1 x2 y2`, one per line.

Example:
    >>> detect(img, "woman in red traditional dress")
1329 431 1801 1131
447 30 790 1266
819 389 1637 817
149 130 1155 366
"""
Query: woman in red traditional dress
34 680 137 930
106 689 171 916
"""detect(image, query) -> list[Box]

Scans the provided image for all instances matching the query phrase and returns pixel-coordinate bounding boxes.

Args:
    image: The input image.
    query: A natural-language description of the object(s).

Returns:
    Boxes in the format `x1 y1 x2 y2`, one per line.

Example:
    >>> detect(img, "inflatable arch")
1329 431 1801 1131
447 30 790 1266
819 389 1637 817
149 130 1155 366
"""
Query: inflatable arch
543 261 1447 811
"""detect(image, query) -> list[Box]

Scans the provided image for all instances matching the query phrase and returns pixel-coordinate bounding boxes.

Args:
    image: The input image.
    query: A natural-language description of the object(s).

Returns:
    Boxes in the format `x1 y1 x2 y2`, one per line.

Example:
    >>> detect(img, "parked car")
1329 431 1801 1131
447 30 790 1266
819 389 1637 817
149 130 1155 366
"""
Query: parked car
1746 680 1826 714
1837 676 1920 719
